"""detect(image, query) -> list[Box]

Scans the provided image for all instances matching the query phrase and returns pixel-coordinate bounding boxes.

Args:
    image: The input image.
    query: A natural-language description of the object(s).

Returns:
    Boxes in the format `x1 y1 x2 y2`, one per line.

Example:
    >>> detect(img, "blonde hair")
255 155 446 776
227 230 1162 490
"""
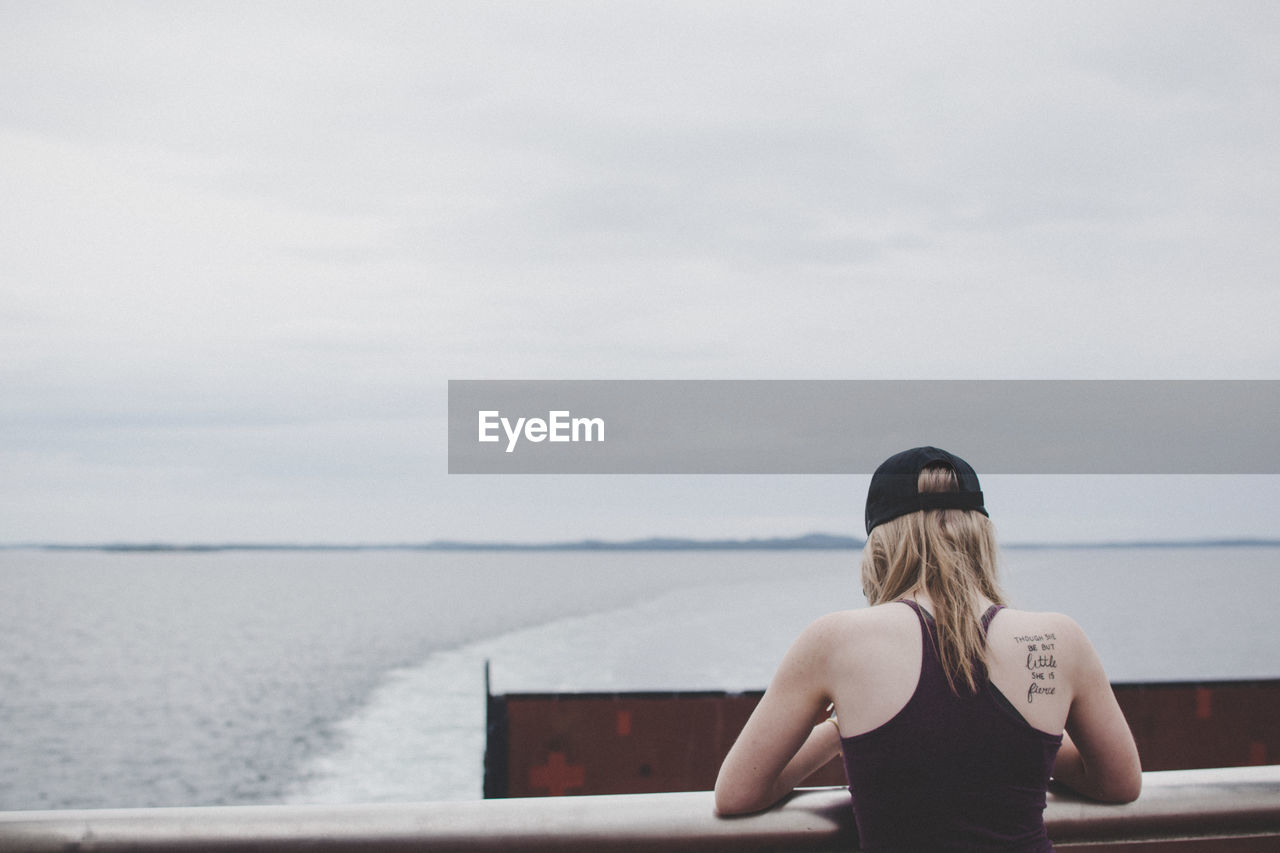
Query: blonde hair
860 463 1006 693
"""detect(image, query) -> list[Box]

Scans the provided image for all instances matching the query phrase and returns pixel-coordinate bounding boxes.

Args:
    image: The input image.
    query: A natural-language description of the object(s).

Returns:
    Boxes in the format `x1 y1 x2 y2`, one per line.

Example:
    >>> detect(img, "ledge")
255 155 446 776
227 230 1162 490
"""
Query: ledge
0 765 1277 852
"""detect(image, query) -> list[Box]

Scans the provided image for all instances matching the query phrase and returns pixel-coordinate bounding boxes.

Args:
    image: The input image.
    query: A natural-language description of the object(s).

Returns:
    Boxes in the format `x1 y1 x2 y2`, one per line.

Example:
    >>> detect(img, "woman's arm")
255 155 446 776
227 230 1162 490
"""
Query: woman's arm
1053 619 1142 803
781 717 844 790
714 618 842 815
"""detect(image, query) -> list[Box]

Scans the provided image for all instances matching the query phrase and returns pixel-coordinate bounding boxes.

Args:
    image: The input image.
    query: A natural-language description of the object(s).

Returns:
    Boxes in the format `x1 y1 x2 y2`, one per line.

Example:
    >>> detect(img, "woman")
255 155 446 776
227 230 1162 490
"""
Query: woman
715 446 1141 851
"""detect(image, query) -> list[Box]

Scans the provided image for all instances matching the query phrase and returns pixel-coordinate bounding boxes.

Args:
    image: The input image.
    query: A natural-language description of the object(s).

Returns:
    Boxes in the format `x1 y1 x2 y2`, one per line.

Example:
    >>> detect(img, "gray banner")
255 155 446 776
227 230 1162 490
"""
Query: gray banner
447 380 1279 474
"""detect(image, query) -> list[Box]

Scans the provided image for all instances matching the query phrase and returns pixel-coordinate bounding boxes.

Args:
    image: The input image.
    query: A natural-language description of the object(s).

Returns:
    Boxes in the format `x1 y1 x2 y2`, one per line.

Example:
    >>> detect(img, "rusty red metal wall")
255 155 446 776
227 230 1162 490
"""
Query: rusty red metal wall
1116 680 1275 771
484 680 1280 798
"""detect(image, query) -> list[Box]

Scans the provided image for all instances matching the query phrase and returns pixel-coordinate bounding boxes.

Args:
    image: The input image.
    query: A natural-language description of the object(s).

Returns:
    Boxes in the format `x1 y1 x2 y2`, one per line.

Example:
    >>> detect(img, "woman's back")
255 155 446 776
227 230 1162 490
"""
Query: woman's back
826 599 1079 738
835 599 1065 851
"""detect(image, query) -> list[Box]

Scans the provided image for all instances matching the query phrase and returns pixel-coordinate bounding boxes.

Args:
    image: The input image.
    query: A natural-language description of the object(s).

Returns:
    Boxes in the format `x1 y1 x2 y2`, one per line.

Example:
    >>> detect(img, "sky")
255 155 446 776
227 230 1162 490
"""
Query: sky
3 1 1279 545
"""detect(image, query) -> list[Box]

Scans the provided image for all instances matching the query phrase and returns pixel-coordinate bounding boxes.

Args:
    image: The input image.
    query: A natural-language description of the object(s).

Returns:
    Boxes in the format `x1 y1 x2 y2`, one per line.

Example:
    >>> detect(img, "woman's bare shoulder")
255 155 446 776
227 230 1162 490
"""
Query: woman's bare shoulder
987 607 1099 675
991 608 1089 642
794 602 918 652
808 601 915 629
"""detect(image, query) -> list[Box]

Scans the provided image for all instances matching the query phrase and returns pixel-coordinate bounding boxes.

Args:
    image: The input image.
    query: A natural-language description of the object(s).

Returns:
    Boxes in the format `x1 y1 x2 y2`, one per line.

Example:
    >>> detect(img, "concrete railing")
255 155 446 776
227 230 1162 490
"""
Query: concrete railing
1 765 1277 852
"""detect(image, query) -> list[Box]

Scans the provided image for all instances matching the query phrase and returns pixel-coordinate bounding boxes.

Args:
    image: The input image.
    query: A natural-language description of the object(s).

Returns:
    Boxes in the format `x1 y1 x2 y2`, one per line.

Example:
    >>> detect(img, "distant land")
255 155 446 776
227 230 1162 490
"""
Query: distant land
5 534 1280 553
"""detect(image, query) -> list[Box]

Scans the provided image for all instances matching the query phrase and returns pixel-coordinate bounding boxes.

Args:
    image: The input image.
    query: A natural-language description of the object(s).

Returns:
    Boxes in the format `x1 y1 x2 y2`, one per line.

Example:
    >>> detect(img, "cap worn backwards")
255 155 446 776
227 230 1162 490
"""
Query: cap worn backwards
864 446 988 535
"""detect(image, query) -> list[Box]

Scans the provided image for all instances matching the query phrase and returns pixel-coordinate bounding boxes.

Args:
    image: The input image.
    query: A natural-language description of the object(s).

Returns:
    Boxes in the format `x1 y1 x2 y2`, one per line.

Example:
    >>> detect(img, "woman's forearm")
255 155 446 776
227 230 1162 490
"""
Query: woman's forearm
716 719 842 815
1051 731 1089 794
775 719 843 801
1052 730 1139 803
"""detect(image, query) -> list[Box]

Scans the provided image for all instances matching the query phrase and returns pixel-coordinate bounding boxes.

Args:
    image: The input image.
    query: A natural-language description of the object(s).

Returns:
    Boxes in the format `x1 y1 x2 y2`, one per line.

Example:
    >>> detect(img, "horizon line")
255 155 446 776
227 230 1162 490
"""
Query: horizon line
4 532 1280 553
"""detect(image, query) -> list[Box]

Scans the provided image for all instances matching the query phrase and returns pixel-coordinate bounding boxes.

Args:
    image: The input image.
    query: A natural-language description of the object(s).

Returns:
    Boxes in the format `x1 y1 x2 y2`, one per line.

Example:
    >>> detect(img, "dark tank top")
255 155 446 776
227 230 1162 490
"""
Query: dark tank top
840 600 1063 852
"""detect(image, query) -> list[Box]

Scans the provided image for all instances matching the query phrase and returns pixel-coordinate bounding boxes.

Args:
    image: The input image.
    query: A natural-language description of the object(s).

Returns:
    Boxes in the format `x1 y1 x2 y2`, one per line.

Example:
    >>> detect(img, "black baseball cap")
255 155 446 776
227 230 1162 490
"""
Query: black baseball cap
865 446 988 534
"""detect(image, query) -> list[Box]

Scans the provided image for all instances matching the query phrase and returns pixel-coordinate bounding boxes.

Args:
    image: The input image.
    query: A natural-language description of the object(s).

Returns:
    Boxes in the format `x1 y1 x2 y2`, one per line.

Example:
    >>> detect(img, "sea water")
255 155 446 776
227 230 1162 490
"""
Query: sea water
0 546 1276 810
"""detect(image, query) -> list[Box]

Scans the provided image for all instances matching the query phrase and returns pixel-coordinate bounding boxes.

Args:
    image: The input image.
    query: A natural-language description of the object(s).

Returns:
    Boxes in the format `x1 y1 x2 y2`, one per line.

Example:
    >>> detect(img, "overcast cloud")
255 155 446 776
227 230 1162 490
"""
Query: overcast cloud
3 1 1279 544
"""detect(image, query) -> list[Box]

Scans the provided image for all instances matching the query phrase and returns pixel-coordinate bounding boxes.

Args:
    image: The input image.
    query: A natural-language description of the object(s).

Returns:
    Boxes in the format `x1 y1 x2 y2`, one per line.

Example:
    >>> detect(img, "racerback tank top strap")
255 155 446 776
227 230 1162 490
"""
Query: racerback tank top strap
897 599 1004 632
981 603 1005 632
